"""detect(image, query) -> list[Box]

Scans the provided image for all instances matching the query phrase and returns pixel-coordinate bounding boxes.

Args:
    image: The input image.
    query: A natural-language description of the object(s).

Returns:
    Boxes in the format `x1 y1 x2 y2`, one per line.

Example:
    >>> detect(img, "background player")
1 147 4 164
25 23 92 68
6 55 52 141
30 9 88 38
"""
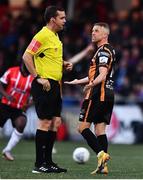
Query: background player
0 62 33 161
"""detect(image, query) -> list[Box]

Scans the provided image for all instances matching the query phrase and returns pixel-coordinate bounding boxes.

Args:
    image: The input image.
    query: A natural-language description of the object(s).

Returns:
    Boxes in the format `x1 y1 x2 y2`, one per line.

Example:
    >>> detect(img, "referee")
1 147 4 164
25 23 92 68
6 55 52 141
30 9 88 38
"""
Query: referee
23 6 72 173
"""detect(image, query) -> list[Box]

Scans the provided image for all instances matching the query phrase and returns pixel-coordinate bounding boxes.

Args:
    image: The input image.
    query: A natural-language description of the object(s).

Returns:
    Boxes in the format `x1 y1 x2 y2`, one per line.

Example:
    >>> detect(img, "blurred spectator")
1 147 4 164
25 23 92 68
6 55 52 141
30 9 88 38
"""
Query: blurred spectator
115 52 131 96
0 0 9 19
0 50 5 76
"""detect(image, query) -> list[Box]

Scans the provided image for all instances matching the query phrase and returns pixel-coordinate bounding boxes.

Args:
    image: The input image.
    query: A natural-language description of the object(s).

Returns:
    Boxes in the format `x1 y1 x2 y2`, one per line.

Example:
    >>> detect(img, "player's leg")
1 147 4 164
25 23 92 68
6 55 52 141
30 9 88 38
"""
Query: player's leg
96 122 108 153
0 104 12 160
91 122 109 174
91 101 113 175
78 99 103 154
0 104 9 130
2 109 27 161
78 121 103 154
78 121 110 175
2 130 23 161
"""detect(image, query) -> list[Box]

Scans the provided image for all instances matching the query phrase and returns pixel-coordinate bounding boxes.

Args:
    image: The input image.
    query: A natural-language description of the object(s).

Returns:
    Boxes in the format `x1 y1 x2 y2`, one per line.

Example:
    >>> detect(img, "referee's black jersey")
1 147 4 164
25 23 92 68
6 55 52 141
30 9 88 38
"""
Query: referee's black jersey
85 43 116 101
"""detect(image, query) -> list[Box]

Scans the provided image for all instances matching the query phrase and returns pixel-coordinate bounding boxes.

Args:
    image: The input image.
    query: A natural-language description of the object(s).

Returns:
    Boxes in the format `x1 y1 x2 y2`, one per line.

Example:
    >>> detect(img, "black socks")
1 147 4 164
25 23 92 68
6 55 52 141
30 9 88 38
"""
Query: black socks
97 134 108 153
45 130 56 164
35 129 56 167
81 128 102 154
35 129 47 167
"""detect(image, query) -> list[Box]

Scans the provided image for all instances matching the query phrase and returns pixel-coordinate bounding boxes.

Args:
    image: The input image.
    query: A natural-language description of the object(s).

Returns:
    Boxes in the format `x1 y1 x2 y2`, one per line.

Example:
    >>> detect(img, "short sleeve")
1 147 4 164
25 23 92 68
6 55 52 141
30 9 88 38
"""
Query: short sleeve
0 69 11 84
26 38 42 55
97 50 111 68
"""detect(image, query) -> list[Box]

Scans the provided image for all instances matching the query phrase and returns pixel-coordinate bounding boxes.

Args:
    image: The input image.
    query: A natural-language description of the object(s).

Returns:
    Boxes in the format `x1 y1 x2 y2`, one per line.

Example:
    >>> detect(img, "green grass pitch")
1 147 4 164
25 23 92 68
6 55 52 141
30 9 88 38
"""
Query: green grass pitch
0 139 143 179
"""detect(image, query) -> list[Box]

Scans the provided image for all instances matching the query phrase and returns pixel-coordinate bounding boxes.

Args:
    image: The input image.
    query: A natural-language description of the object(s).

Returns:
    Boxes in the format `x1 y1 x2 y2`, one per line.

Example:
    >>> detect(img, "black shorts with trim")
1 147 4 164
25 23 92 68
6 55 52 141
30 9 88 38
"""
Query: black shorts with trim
0 103 26 128
31 78 62 120
79 99 114 125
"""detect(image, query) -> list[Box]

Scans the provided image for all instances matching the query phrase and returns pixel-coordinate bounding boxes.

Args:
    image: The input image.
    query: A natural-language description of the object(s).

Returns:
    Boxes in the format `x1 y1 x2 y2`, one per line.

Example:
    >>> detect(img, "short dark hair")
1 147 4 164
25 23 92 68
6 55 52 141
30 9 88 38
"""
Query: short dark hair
44 6 64 23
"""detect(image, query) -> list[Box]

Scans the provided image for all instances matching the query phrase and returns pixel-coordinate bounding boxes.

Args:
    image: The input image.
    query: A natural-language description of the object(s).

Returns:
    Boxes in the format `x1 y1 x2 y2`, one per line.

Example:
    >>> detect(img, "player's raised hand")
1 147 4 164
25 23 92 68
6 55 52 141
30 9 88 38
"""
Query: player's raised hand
64 79 79 85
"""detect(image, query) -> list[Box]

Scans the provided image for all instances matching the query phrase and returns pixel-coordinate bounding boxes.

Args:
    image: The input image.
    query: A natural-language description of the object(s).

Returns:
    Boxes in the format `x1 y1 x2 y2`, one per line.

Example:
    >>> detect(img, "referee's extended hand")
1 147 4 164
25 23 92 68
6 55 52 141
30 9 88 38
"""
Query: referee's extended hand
37 78 51 92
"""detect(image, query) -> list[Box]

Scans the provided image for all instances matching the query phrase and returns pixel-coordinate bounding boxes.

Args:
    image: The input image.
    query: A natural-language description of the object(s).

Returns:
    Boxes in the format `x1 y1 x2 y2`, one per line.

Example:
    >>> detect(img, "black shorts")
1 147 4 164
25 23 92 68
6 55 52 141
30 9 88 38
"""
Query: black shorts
31 78 62 120
79 99 114 125
0 103 26 128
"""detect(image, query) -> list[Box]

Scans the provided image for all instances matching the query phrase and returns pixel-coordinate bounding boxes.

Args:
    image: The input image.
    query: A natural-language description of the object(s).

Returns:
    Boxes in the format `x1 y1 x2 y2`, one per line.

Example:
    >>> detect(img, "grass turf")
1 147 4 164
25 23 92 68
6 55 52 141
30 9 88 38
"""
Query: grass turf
0 139 143 179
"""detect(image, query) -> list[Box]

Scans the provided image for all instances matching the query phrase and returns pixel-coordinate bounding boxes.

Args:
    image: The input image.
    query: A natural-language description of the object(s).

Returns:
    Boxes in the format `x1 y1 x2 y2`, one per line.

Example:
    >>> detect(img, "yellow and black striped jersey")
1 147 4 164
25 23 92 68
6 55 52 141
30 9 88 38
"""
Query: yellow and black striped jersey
86 43 116 101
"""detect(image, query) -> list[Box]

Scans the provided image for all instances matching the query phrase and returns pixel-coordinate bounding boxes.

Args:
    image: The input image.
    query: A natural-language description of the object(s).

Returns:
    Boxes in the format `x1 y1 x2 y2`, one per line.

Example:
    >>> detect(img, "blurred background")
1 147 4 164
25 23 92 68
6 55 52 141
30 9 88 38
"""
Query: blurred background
0 0 143 144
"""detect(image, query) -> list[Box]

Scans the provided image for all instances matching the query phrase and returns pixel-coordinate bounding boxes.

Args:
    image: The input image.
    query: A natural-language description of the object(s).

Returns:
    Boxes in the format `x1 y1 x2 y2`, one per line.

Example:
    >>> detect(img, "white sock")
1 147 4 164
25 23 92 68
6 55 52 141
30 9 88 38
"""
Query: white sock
3 129 23 152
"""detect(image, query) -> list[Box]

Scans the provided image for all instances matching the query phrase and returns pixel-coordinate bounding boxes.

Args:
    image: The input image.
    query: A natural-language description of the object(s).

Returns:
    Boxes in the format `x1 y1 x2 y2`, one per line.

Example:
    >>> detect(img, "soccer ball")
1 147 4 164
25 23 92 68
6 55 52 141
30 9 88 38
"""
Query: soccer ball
73 147 90 164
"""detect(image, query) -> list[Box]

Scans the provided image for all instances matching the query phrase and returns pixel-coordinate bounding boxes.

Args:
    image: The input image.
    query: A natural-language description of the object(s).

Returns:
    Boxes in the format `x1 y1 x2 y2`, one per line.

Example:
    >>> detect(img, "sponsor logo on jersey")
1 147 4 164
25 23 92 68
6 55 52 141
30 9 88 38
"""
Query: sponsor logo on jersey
99 56 108 63
98 51 110 57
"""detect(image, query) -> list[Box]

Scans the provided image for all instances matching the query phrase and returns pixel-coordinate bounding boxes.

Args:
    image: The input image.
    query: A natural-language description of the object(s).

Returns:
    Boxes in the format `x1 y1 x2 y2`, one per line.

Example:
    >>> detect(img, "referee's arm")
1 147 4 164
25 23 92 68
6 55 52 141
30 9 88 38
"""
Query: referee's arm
22 51 37 78
23 51 51 91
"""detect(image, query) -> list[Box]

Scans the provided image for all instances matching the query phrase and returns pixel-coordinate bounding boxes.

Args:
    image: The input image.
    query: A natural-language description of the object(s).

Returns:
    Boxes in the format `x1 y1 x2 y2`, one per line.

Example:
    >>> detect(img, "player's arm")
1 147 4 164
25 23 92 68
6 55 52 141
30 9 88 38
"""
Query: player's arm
83 48 111 93
0 81 9 98
68 44 94 64
83 67 108 93
65 77 89 85
0 81 15 102
22 96 34 112
63 44 94 71
92 66 108 86
0 69 15 101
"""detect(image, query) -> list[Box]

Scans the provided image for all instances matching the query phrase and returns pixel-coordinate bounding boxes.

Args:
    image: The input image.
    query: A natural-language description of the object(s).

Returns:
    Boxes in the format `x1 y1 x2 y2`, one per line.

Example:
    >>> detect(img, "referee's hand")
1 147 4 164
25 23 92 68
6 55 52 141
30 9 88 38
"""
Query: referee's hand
37 78 51 92
64 61 73 71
